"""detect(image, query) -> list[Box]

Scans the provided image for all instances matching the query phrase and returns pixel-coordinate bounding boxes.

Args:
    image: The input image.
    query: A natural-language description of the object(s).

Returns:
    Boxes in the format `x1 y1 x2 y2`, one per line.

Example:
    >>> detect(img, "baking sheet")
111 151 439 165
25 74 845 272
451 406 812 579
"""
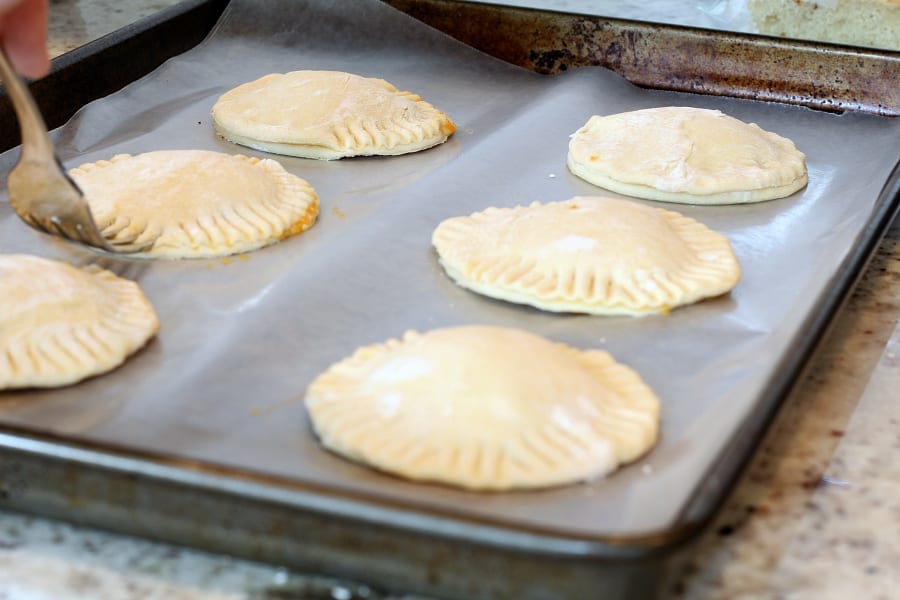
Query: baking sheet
0 0 898 545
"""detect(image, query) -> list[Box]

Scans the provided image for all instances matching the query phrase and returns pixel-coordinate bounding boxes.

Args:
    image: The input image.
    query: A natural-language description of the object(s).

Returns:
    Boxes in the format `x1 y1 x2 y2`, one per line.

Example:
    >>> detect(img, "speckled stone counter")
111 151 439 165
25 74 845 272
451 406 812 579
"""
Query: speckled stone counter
3 1 899 598
679 224 900 600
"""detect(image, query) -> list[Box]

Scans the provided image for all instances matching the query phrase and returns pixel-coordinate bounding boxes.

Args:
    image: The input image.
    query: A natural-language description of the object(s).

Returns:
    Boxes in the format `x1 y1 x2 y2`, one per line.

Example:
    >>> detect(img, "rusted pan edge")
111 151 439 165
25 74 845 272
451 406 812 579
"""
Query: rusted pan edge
384 0 900 117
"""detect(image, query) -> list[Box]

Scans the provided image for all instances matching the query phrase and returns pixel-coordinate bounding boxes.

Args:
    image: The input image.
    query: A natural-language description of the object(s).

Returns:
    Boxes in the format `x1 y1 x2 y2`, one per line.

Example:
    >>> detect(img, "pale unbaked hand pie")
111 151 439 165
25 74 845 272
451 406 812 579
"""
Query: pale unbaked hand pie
305 326 660 491
68 150 319 259
0 255 159 390
567 107 808 204
211 70 456 160
432 196 741 316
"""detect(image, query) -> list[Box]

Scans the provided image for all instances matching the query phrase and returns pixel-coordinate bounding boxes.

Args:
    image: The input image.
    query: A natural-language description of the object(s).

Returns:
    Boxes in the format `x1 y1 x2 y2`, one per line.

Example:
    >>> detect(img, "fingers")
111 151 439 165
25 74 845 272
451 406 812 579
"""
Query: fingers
1 0 49 79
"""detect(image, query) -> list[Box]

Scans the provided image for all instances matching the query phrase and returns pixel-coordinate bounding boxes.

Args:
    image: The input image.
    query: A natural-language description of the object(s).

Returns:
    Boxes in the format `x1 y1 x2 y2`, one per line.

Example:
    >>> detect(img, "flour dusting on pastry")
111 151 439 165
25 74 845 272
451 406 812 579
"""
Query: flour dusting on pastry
69 150 319 259
567 107 807 204
0 255 159 389
212 70 455 160
305 326 660 491
433 196 741 316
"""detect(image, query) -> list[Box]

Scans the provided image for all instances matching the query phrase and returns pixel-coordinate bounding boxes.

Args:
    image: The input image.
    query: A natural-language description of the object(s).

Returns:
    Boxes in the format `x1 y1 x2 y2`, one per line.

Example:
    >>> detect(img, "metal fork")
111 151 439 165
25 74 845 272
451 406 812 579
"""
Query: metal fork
0 50 150 254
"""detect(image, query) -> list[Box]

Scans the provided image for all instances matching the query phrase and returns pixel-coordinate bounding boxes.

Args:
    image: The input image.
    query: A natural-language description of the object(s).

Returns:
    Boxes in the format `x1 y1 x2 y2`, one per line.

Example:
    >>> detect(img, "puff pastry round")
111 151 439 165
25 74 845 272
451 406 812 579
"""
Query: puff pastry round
567 107 808 204
432 196 741 316
69 150 319 259
0 255 159 389
305 326 660 491
212 70 456 160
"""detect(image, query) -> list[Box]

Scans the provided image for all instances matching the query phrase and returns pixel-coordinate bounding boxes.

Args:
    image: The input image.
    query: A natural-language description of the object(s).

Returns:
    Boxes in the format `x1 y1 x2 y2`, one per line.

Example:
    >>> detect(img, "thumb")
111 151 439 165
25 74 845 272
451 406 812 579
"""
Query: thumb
1 0 49 79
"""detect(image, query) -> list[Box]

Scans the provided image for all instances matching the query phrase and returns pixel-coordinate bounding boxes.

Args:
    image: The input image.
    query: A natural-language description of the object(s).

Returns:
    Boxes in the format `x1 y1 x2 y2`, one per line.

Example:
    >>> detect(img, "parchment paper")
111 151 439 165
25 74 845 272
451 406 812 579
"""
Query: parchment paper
0 0 898 543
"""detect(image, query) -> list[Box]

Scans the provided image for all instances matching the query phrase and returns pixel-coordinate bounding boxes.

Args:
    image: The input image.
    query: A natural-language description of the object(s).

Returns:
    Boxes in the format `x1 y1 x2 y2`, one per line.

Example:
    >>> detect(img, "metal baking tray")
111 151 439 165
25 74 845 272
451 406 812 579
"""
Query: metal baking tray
1 1 898 598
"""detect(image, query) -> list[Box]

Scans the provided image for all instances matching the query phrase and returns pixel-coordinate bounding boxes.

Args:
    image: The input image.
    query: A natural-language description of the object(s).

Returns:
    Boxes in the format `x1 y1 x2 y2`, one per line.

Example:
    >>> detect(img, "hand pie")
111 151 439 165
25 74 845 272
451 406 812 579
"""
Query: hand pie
432 196 741 316
211 70 456 160
69 150 319 259
567 107 808 204
0 255 159 390
305 326 660 491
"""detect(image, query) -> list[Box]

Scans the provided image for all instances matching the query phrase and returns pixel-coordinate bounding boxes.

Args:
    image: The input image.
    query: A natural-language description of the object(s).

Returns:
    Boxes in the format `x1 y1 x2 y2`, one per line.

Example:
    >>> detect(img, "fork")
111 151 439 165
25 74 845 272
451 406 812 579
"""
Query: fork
0 50 150 254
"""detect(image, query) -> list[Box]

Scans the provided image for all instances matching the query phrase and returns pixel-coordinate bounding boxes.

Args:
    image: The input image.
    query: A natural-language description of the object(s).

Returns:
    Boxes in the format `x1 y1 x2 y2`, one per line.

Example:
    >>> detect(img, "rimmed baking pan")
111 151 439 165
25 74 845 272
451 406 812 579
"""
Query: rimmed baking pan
0 1 898 598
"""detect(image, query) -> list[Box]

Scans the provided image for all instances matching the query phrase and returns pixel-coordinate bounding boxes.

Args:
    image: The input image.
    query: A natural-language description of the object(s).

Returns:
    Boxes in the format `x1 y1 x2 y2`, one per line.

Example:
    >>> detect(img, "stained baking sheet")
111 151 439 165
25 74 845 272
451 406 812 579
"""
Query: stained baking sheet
0 0 898 548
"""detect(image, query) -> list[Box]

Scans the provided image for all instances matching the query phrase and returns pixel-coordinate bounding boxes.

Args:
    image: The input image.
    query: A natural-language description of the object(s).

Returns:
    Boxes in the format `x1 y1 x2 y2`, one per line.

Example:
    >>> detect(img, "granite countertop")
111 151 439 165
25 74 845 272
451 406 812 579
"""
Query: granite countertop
2 1 899 598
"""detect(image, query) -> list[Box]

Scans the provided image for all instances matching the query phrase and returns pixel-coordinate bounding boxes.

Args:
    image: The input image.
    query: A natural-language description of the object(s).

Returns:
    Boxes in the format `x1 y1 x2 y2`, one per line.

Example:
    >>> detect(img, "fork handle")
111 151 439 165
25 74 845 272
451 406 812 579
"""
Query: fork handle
0 49 55 162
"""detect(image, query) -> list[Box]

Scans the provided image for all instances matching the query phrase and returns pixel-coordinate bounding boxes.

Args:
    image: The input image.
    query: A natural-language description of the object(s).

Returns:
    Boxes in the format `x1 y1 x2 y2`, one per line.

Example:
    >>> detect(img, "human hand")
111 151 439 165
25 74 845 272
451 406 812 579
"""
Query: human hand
0 0 48 79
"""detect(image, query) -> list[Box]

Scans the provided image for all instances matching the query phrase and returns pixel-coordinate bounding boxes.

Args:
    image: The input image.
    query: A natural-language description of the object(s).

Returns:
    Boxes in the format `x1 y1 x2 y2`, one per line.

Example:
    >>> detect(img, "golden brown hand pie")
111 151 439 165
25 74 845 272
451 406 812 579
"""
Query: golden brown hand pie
0 255 159 389
69 150 319 259
567 107 807 204
305 326 660 491
212 70 456 160
432 196 741 316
